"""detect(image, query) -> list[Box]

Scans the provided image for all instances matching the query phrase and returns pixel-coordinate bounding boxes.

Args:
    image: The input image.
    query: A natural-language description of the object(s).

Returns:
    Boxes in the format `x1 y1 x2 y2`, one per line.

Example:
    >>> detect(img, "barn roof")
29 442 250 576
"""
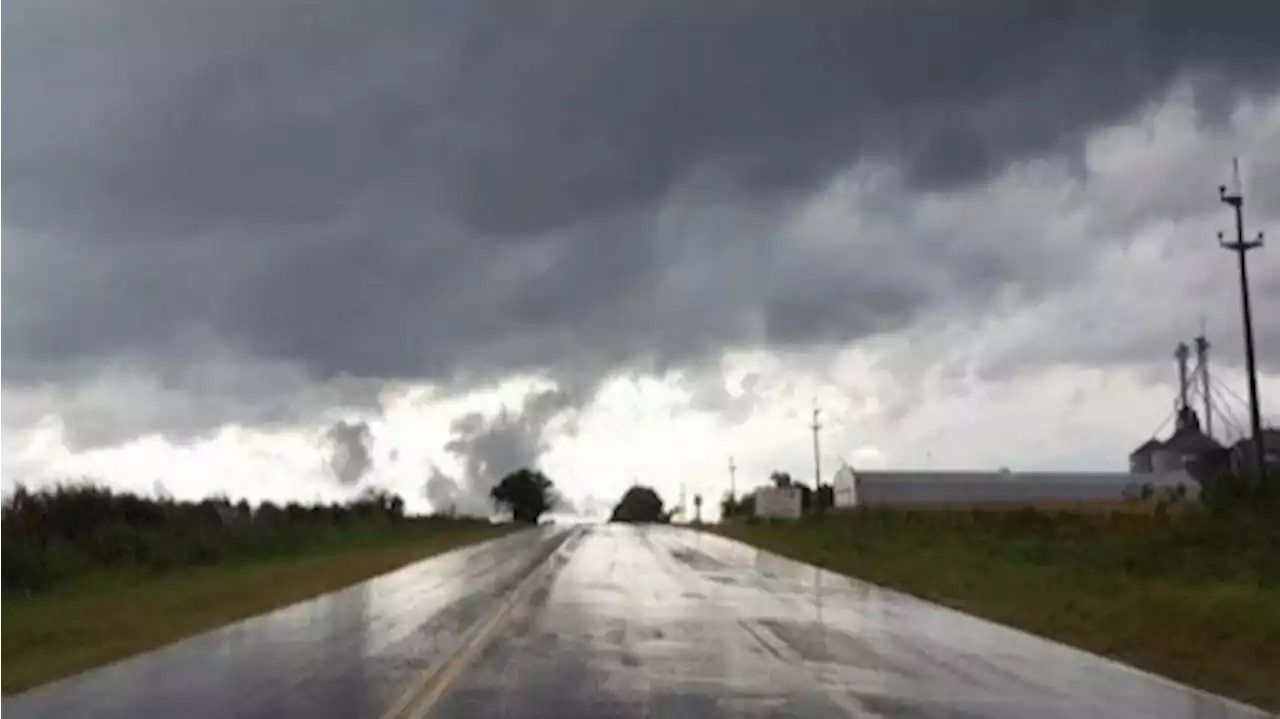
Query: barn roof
1129 438 1163 457
844 468 1200 505
849 469 1192 485
1163 426 1224 453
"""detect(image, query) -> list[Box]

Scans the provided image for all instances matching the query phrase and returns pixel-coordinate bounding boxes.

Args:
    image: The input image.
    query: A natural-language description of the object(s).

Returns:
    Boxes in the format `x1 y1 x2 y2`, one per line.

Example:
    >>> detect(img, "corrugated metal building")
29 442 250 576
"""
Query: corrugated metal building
832 466 1199 509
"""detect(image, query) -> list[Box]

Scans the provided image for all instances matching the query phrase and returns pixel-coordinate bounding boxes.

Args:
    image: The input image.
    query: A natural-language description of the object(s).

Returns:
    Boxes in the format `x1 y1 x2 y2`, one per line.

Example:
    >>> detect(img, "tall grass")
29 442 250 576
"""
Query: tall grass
2 482 511 694
2 482 488 594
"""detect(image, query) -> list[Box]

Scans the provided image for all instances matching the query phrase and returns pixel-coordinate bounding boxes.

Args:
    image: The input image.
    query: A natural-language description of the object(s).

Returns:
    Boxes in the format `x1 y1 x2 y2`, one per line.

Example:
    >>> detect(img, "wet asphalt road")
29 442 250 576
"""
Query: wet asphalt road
4 524 1271 718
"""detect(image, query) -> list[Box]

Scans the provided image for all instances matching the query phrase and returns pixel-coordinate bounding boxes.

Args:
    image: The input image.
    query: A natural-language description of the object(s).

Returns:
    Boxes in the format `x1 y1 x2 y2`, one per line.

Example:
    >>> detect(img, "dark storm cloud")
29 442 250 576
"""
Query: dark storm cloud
0 346 389 450
325 419 374 485
5 0 1280 404
423 465 467 516
426 388 572 514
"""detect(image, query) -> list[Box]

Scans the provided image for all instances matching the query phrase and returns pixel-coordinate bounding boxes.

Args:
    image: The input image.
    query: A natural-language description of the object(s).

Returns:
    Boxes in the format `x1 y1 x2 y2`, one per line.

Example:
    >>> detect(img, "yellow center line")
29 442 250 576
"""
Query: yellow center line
377 620 485 719
403 562 550 719
380 539 564 719
403 595 523 717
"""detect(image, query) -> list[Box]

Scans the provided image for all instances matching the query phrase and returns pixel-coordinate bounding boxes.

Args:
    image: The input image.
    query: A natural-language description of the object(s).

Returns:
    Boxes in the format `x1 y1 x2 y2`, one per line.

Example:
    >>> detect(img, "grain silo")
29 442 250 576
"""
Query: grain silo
1150 407 1228 483
1131 339 1230 484
1129 438 1163 474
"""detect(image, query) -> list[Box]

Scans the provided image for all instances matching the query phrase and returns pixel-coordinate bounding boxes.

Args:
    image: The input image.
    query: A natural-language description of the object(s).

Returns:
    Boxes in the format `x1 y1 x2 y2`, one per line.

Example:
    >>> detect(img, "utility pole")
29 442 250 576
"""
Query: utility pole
811 405 822 488
1218 158 1267 480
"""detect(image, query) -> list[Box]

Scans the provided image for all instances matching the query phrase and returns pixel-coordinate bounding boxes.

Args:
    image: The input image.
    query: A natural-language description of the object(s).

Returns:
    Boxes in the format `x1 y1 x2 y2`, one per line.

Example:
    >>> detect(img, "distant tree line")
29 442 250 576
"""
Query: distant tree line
488 471 677 525
0 482 482 594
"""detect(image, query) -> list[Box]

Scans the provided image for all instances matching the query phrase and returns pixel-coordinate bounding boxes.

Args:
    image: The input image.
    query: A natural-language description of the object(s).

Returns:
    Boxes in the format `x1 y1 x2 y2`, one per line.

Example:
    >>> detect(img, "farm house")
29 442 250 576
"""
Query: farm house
831 466 1200 511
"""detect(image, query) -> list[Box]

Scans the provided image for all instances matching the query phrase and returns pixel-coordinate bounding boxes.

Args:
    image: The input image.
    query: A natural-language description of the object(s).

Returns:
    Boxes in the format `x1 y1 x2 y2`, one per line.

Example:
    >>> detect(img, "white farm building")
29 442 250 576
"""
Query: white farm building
831 466 1200 510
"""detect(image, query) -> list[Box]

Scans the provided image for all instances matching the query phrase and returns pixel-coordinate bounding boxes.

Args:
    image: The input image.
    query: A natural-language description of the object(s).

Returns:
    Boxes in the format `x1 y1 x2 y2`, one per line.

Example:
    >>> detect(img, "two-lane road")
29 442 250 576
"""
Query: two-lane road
5 524 1270 718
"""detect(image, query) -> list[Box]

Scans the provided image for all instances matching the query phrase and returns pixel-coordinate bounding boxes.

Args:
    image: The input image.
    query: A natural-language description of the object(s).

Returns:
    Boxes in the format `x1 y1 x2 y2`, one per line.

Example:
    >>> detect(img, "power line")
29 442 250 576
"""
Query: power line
1210 386 1246 443
1148 403 1178 440
1210 377 1252 439
1200 374 1250 443
1210 373 1252 416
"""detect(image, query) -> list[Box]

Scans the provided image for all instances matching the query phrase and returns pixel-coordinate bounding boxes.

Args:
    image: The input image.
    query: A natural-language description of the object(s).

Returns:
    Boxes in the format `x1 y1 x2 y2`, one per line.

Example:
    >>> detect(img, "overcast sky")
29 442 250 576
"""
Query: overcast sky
4 0 1280 517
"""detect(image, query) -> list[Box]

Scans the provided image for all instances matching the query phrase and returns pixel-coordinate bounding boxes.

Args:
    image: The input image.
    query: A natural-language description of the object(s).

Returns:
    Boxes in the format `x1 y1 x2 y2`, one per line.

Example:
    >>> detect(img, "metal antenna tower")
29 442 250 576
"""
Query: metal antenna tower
1175 341 1191 413
1195 331 1212 439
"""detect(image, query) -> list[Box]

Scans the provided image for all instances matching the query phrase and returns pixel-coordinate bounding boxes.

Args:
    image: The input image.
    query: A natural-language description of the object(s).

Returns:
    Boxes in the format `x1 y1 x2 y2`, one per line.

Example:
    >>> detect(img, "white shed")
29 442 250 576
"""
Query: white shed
755 486 803 519
831 467 1199 509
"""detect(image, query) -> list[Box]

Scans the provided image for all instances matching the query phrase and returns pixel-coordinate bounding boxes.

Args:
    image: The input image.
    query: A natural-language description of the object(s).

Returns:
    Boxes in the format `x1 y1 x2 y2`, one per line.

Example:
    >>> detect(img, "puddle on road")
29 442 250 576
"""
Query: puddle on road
755 619 916 679
668 548 732 572
856 694 998 719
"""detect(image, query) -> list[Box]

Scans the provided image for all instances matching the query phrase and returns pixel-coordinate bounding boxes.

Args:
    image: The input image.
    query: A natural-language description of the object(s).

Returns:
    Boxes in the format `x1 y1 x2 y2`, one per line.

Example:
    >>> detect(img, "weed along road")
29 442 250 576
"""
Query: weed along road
4 524 1270 719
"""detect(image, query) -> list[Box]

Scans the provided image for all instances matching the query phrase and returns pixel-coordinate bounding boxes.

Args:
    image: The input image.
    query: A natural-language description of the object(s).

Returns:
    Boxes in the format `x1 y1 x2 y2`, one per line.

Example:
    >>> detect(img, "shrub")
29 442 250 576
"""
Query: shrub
1 482 421 593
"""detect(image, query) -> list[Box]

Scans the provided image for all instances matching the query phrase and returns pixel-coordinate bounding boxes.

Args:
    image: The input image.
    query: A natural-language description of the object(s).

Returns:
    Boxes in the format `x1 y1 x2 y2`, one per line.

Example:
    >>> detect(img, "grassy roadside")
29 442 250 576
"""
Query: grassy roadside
715 510 1280 711
2 522 515 695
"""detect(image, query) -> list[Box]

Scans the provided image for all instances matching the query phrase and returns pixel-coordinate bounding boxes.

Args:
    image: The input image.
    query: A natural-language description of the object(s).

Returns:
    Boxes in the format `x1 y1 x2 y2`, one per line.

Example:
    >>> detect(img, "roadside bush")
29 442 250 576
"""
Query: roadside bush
1202 472 1280 517
1 482 429 593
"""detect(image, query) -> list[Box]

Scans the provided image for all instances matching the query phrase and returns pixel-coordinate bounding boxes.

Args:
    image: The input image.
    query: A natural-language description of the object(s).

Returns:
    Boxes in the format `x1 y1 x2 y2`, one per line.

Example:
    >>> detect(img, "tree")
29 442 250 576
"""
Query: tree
770 471 793 488
720 491 756 520
490 468 554 523
791 481 814 514
353 486 406 520
815 483 834 512
609 485 666 523
720 492 738 520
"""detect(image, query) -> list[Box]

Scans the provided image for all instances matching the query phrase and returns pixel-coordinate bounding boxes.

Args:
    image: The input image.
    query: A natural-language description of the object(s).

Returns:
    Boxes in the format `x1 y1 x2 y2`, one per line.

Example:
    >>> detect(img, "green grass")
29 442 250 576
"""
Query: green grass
717 509 1280 711
2 522 514 695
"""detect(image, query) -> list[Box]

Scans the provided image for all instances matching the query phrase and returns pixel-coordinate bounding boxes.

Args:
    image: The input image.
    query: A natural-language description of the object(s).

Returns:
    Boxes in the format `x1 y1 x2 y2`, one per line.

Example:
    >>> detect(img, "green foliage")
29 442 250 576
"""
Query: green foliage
0 482 455 594
1202 472 1280 516
720 491 755 519
610 485 667 523
489 468 555 523
791 481 814 513
814 483 834 512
